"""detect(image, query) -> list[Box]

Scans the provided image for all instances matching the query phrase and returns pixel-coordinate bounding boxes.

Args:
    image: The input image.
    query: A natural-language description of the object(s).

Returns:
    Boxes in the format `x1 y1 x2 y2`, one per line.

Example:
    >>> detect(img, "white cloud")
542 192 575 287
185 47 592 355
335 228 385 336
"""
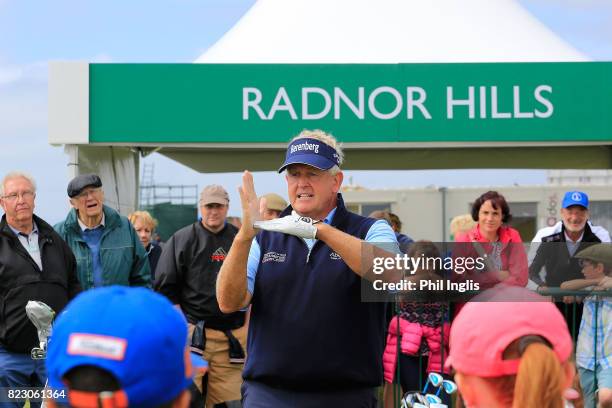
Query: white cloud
0 65 22 86
0 58 58 221
0 61 47 87
0 52 117 222
0 81 46 135
50 53 114 63
90 53 114 63
0 52 114 88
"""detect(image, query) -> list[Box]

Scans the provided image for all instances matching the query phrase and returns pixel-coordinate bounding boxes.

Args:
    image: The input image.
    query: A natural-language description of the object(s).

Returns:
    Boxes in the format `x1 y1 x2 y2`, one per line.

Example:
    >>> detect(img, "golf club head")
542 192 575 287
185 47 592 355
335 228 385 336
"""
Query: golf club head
25 301 55 360
31 347 46 360
428 372 444 388
442 379 458 395
400 397 427 408
25 301 54 335
401 392 427 408
425 394 442 404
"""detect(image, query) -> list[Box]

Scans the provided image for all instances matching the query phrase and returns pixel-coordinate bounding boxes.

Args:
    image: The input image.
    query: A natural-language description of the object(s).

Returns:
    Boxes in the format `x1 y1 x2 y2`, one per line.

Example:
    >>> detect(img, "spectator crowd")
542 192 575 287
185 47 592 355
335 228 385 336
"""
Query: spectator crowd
0 129 611 408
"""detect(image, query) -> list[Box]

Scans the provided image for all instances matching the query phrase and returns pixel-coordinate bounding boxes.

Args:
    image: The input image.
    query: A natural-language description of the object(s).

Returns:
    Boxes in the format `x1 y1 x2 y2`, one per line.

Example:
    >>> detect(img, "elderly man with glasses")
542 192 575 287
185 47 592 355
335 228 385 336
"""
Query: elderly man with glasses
0 171 81 407
55 174 151 290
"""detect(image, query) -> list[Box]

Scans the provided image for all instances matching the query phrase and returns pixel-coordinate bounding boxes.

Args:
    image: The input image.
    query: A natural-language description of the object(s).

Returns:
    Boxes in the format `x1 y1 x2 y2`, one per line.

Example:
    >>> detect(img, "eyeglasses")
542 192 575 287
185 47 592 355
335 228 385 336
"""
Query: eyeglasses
2 191 34 201
75 187 102 200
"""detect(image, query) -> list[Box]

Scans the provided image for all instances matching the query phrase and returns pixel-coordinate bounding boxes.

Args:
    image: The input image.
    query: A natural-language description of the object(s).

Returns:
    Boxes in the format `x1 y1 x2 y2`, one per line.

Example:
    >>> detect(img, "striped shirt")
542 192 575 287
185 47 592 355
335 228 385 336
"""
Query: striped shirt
576 294 612 370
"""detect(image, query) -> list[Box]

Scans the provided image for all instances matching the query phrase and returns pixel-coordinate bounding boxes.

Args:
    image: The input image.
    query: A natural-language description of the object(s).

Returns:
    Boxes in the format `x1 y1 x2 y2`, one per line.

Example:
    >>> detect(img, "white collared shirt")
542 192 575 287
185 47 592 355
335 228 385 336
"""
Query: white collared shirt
78 213 106 232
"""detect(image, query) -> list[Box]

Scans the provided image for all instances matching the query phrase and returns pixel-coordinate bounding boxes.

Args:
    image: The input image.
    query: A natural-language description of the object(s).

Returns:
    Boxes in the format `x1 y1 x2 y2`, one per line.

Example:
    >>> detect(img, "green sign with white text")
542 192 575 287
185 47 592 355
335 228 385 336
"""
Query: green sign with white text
89 63 612 144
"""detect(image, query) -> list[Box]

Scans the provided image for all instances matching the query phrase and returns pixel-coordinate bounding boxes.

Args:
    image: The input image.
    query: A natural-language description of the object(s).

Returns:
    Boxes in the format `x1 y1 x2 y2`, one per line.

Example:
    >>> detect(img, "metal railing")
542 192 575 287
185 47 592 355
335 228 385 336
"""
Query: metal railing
388 288 612 408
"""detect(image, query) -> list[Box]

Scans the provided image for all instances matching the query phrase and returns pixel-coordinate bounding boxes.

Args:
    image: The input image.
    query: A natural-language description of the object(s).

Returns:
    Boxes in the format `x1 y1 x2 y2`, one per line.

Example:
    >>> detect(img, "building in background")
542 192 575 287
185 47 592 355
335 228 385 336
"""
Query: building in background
342 183 612 242
547 170 612 185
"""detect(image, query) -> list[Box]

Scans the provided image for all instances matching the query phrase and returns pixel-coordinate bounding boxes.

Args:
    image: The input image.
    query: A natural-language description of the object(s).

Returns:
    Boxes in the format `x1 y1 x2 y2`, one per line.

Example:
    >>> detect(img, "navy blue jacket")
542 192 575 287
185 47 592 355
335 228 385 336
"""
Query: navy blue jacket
243 194 386 390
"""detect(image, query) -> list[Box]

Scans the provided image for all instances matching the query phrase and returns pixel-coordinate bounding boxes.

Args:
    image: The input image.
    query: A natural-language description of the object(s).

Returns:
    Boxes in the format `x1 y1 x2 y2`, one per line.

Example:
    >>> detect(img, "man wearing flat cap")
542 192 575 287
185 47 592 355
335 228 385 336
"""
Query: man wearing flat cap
560 243 612 407
155 184 245 407
217 129 399 406
54 173 151 290
259 192 287 220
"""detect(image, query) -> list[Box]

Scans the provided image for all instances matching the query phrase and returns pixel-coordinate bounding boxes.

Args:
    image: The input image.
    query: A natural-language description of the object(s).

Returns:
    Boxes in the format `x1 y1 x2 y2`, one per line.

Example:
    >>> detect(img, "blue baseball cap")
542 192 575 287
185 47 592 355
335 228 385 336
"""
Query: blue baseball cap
47 286 206 408
278 138 341 173
562 191 589 209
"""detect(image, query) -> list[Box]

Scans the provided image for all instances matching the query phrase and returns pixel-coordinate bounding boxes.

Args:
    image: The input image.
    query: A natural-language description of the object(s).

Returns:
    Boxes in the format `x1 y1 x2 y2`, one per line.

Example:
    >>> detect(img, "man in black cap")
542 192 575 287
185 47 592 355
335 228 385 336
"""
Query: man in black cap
54 173 151 290
0 171 80 408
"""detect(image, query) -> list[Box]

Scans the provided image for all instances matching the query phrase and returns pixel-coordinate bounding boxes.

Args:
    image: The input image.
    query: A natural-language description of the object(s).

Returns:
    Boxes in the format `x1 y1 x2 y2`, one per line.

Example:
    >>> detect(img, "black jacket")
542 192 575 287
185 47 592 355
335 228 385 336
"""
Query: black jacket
146 242 163 281
529 222 605 287
155 221 243 328
0 215 81 353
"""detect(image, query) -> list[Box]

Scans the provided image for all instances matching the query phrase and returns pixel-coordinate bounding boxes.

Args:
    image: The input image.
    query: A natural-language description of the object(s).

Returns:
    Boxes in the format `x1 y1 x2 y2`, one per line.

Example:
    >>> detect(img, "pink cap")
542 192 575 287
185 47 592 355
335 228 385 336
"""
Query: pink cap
446 286 573 377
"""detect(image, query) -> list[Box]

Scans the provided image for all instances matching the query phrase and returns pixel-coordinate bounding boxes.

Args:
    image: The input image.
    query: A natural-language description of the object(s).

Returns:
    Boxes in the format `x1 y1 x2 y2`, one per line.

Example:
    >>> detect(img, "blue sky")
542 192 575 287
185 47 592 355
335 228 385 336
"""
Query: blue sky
0 0 611 222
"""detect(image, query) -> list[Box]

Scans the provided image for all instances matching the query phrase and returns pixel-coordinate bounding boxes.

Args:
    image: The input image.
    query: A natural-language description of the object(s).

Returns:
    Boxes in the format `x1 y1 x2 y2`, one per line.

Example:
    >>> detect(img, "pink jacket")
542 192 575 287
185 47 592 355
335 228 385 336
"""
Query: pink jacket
383 316 450 383
454 224 528 288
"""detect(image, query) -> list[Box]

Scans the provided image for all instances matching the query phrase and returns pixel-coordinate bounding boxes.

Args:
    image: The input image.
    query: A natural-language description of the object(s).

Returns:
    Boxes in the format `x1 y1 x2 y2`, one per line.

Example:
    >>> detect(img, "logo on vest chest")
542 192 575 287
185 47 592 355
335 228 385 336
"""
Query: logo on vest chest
262 251 287 263
211 247 228 262
329 252 342 260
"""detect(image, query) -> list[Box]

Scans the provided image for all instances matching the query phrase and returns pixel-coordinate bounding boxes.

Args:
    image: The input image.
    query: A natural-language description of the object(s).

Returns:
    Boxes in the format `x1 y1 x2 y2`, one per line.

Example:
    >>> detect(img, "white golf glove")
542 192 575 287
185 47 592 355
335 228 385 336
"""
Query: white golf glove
253 211 318 239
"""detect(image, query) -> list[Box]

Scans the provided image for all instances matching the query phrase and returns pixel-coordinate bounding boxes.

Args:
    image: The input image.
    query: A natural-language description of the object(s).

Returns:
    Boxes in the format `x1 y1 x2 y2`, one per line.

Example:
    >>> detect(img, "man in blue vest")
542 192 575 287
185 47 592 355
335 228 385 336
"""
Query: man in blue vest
217 130 399 407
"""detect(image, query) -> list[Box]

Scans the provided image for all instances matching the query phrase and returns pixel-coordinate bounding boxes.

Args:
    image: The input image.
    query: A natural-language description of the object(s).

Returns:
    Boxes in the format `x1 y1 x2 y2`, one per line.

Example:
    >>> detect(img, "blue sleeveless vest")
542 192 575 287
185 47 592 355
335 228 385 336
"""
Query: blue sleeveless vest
243 194 385 390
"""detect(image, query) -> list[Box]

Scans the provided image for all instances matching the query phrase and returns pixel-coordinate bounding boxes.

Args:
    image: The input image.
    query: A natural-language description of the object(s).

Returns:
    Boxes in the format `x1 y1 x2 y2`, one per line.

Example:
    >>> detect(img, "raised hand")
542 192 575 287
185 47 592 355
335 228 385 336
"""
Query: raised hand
237 171 262 240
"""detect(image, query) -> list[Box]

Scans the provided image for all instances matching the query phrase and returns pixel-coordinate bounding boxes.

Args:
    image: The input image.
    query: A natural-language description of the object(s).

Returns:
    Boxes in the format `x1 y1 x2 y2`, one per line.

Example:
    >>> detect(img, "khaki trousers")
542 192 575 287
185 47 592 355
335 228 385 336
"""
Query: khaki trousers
188 323 247 407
